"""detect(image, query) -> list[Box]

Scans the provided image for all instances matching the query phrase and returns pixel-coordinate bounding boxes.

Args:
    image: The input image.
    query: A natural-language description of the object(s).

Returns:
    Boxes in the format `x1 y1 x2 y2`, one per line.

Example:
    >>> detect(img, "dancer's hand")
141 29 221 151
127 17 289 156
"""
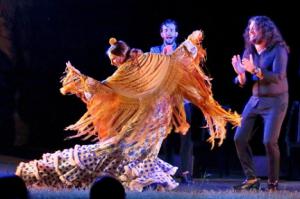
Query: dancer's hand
231 55 245 74
163 45 174 55
188 30 204 44
66 61 81 74
242 54 256 73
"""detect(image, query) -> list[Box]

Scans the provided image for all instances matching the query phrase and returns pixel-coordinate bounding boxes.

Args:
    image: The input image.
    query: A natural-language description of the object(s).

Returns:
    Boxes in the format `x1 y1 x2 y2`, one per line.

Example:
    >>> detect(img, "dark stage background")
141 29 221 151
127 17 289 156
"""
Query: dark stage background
0 0 299 177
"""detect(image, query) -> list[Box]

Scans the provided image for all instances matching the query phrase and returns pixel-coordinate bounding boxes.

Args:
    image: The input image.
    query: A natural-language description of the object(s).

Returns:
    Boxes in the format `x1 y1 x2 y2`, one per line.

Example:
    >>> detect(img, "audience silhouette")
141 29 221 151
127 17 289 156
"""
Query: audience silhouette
0 174 28 199
90 176 126 199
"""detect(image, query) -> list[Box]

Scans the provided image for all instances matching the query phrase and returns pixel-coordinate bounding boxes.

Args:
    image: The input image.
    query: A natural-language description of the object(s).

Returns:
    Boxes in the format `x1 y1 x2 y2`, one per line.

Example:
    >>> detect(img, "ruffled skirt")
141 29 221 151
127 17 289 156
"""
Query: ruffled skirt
16 142 178 191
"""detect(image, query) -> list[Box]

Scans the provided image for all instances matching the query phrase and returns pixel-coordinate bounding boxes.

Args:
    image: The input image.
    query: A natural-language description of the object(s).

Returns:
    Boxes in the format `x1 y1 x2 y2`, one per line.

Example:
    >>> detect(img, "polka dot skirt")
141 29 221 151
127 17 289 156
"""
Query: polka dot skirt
15 97 179 191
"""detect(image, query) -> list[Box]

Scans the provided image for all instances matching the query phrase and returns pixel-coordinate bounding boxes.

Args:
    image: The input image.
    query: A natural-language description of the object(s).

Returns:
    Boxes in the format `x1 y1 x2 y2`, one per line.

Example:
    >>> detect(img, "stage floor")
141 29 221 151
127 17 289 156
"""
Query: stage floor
1 154 300 192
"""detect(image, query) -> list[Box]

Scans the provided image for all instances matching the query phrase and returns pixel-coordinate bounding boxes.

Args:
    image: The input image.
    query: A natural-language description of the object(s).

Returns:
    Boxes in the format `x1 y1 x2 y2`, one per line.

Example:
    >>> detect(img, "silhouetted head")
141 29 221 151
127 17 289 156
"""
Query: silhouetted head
90 176 126 199
0 175 28 199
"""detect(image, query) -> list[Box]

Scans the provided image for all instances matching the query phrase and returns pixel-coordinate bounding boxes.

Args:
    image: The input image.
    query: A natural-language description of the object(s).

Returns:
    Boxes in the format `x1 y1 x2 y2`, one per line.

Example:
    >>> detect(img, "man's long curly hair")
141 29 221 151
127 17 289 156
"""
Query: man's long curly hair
243 16 289 54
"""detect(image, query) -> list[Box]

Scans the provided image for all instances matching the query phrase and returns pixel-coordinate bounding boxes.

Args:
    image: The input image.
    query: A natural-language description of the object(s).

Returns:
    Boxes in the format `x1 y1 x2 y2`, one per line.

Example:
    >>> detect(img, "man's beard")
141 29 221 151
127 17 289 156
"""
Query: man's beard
251 35 264 44
165 38 175 45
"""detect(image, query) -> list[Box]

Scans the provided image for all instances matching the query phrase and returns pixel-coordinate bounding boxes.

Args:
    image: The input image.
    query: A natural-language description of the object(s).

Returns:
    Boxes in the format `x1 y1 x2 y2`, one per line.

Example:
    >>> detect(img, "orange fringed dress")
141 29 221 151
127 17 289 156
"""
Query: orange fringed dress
16 32 240 191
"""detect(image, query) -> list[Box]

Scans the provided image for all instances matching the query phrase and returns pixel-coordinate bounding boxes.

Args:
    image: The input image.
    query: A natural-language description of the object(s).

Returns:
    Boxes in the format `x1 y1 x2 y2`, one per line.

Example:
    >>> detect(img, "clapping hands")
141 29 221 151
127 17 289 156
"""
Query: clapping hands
231 55 245 74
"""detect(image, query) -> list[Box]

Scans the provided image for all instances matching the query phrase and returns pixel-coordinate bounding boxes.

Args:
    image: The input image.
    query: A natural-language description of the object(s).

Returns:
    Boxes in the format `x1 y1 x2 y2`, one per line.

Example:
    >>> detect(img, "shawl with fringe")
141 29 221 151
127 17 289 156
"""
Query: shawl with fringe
60 32 241 149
